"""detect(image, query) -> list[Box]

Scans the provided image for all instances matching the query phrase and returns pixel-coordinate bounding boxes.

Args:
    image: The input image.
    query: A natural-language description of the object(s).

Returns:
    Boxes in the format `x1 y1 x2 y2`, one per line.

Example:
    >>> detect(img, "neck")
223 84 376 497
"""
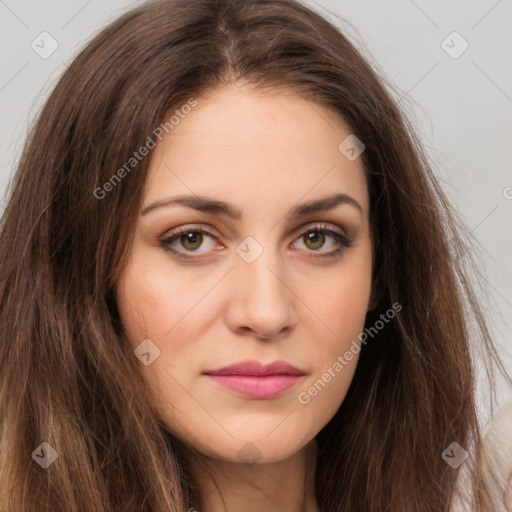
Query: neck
185 438 320 512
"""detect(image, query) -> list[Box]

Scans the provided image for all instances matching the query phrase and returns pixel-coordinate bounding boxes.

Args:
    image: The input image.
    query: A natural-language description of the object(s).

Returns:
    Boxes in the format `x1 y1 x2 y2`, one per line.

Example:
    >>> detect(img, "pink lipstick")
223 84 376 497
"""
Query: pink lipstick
203 360 305 399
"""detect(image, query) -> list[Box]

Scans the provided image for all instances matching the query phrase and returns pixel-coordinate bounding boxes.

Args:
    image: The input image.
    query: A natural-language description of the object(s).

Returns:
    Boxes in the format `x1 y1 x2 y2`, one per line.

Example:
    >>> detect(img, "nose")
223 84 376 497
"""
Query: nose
224 244 297 341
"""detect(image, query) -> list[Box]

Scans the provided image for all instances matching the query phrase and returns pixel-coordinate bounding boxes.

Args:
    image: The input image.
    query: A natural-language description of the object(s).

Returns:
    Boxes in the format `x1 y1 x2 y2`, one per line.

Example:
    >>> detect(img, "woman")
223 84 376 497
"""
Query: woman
0 0 509 510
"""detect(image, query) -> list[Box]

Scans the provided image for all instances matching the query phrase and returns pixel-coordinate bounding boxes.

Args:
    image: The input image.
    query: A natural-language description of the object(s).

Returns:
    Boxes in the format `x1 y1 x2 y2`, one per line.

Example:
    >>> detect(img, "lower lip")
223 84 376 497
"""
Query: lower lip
205 374 303 399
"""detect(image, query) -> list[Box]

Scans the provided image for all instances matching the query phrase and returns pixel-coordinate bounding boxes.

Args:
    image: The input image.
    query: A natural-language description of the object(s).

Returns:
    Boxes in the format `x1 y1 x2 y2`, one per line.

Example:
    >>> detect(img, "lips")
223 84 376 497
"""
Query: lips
204 360 305 377
203 360 305 399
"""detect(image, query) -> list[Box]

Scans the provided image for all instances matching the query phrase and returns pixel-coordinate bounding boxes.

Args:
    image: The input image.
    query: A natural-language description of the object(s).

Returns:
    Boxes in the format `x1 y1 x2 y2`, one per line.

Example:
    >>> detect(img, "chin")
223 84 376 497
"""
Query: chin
186 432 314 466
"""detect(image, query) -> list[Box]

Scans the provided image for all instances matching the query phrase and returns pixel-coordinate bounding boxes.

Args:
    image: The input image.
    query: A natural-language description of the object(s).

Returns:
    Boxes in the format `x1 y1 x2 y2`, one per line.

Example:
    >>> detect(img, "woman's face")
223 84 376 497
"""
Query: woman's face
115 84 373 464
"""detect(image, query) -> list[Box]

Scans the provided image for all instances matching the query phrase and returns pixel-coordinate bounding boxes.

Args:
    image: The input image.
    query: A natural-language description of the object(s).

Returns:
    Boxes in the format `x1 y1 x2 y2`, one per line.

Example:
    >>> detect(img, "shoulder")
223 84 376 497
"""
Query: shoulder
482 399 512 512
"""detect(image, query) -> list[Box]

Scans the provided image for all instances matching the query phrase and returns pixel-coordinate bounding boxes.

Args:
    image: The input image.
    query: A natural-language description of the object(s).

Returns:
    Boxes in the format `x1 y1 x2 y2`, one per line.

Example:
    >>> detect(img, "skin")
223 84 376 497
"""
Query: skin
115 82 374 512
506 474 512 512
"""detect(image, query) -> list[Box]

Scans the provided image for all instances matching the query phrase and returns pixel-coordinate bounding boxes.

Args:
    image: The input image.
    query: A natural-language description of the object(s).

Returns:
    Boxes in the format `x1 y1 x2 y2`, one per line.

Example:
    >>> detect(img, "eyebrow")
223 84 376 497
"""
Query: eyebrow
141 192 363 219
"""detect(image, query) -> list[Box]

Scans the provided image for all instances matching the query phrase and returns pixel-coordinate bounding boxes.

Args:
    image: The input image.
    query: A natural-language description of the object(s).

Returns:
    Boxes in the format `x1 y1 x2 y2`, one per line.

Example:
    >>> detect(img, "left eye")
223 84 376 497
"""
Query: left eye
159 224 353 261
294 229 344 252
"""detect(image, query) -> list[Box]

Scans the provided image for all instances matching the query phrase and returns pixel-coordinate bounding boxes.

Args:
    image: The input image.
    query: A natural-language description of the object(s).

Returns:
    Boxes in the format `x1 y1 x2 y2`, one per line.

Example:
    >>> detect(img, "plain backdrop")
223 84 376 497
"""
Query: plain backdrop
1 0 511 431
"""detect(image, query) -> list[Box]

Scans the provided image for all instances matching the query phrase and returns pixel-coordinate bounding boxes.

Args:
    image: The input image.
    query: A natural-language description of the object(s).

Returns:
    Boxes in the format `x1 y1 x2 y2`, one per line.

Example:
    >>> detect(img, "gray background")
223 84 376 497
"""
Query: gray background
1 0 511 427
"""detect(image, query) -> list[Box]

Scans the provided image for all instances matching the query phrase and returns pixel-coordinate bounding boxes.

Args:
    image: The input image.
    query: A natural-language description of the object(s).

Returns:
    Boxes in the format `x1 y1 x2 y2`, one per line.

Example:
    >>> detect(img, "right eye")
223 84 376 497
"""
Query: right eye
159 225 221 261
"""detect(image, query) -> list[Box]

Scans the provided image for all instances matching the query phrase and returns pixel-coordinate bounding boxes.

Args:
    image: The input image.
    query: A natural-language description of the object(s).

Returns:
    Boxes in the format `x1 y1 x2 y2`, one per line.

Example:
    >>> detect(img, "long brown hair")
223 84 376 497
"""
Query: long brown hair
0 0 509 510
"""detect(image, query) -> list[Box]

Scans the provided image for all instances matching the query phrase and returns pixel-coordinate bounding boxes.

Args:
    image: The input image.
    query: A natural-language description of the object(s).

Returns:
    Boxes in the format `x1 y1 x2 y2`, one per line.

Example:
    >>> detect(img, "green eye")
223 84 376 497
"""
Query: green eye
303 231 326 250
159 223 353 261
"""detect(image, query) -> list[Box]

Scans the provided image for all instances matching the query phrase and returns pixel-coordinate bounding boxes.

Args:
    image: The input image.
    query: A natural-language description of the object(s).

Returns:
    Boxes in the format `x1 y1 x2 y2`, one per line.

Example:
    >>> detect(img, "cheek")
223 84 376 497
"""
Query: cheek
307 252 373 347
115 259 209 414
117 254 208 346
294 250 372 415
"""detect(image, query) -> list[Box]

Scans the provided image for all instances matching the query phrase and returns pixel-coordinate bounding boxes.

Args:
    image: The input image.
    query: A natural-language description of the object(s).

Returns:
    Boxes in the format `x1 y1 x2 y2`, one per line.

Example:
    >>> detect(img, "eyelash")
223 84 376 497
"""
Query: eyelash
159 223 353 262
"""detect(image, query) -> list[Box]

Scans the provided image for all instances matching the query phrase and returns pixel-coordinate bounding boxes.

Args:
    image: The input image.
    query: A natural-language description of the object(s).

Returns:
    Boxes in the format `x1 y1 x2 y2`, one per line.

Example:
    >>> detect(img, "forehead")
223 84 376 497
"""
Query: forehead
144 84 369 219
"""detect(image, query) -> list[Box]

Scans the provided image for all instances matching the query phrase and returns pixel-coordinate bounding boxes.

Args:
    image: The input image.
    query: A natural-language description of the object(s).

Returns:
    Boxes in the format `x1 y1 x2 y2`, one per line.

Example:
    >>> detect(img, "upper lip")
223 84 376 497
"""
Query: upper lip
203 360 305 376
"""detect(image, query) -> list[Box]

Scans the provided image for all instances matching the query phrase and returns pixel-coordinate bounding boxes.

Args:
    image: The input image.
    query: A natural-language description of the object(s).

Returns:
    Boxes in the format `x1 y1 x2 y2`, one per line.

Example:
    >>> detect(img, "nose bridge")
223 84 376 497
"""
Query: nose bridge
235 234 288 300
229 234 295 336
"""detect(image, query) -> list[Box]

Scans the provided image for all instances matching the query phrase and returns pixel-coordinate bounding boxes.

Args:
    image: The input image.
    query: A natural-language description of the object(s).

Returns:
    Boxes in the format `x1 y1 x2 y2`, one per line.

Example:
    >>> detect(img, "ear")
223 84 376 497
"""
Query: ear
367 287 379 311
367 231 382 311
367 268 383 311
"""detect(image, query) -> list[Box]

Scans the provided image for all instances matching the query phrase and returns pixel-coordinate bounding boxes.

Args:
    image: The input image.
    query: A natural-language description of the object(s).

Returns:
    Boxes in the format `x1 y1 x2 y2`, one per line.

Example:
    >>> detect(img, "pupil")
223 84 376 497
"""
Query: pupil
182 232 202 249
306 231 324 249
